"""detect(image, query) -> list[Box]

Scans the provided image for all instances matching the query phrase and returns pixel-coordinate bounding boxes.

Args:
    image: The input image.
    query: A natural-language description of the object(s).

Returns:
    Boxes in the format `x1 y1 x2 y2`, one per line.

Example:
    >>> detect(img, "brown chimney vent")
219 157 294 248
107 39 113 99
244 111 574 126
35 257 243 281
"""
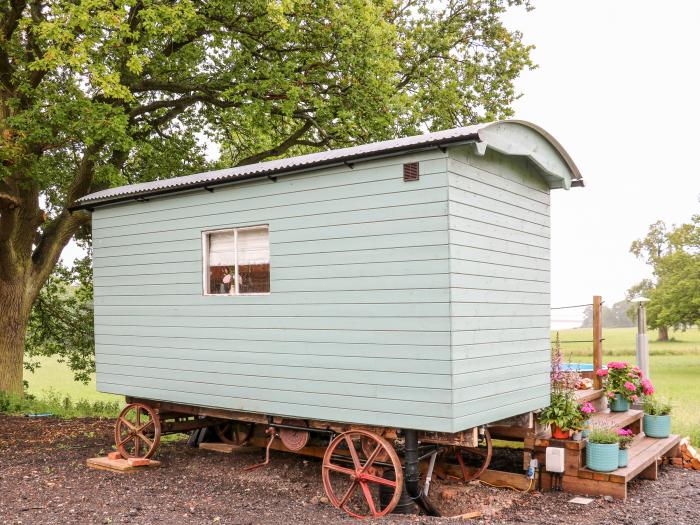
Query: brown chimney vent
403 162 419 182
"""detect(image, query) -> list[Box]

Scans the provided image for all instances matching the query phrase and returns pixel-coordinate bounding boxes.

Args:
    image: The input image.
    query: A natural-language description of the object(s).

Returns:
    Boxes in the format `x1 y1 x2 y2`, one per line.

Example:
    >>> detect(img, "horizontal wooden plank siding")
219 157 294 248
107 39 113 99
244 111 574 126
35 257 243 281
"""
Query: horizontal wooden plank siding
447 147 551 432
92 151 454 432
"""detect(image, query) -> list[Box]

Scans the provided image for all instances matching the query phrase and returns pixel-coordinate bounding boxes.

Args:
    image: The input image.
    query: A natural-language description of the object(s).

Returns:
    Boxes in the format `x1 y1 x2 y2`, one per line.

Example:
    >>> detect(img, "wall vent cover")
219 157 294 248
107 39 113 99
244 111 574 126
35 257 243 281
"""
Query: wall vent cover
403 162 420 182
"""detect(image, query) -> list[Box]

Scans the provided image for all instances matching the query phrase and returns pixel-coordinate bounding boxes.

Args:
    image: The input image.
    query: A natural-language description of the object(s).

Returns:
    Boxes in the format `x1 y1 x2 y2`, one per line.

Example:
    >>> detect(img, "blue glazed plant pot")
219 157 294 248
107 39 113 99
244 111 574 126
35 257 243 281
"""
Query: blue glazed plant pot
586 442 620 472
618 448 629 468
610 393 630 412
644 414 671 438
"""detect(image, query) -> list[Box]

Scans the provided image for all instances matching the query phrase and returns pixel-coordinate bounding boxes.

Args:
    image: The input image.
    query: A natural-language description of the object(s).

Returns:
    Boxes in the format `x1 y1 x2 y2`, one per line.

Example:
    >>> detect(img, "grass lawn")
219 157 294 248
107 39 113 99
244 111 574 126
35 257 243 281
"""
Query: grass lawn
18 327 700 445
555 326 700 446
25 356 121 404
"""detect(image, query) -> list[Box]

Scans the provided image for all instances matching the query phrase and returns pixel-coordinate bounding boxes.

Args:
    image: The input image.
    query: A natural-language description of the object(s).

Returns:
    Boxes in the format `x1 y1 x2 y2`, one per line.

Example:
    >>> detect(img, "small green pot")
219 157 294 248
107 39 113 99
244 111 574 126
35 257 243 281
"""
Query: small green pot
618 448 629 468
644 414 671 438
586 442 620 472
610 393 630 412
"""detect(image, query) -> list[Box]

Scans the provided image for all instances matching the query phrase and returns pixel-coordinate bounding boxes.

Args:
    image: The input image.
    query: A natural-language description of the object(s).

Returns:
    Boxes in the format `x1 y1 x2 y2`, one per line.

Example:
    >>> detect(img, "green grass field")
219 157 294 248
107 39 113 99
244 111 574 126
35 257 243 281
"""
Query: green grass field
20 327 700 445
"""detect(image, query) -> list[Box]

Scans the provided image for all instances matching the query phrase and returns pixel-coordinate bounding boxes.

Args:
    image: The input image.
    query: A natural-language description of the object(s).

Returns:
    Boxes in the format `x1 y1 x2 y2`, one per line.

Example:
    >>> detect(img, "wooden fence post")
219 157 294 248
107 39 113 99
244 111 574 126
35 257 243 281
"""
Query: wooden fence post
593 295 603 389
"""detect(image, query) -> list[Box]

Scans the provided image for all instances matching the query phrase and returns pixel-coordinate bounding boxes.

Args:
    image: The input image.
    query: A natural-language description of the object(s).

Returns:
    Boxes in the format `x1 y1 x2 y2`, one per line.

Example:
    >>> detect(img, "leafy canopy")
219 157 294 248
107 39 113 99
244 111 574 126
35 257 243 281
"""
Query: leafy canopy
1 0 533 386
628 213 700 333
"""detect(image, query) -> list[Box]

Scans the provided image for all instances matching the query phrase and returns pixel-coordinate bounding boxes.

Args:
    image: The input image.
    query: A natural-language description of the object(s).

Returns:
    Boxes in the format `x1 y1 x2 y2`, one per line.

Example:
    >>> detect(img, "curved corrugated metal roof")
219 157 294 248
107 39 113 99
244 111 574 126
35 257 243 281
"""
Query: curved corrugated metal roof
74 120 581 209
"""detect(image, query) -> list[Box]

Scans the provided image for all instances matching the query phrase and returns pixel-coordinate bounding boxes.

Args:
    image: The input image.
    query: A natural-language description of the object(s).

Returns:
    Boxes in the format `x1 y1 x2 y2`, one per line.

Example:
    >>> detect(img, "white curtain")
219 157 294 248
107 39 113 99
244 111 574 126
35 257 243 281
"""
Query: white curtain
237 227 269 265
208 231 236 266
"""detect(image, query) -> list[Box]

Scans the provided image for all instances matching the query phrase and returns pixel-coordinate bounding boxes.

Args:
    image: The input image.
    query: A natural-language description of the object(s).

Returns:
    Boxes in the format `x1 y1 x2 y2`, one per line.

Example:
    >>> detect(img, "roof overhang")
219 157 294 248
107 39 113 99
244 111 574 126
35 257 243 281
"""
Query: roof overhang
72 120 582 211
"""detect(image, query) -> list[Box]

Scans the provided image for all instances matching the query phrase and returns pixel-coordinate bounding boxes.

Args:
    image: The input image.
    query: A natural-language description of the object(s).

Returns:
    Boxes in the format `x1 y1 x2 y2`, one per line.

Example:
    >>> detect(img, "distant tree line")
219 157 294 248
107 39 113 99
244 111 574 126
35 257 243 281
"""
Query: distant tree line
580 300 635 329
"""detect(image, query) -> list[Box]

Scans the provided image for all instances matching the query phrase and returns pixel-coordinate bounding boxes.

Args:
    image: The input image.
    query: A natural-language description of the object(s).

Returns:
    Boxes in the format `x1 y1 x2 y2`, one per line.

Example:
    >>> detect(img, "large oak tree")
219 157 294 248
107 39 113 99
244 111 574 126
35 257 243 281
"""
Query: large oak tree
0 0 532 395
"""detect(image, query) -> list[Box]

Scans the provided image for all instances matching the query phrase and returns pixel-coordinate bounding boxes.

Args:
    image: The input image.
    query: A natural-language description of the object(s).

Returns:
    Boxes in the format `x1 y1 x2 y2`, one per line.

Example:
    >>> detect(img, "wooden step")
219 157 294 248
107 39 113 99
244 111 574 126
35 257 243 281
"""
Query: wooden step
574 388 603 403
579 434 681 483
590 409 643 433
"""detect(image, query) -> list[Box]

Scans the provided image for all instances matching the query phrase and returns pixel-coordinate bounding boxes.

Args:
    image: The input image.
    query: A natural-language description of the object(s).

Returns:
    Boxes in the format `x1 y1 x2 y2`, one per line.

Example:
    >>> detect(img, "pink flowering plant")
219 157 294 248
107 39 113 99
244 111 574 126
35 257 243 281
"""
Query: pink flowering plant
617 428 634 449
569 401 596 431
596 362 652 402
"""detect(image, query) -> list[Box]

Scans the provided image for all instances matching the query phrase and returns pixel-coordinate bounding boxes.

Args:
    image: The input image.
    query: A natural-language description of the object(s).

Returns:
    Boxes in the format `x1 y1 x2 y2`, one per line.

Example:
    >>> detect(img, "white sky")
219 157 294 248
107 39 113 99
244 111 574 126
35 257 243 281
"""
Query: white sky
504 1 700 326
63 1 699 327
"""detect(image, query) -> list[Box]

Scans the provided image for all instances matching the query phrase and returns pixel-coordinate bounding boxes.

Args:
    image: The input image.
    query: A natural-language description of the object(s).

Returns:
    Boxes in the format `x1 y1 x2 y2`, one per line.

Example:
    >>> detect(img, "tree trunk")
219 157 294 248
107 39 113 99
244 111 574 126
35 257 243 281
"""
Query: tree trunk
0 279 29 396
657 326 669 342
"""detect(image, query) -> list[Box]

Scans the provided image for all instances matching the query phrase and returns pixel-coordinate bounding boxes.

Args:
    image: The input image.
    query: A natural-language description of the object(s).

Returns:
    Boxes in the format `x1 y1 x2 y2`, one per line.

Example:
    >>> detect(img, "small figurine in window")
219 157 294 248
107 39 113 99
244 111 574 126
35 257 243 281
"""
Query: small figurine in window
222 267 233 294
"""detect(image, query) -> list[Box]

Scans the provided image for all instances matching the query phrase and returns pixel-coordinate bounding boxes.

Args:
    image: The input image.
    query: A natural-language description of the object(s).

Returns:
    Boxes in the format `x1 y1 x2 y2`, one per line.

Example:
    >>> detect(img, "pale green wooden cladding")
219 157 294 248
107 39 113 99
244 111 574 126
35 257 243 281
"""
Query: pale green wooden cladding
90 121 577 433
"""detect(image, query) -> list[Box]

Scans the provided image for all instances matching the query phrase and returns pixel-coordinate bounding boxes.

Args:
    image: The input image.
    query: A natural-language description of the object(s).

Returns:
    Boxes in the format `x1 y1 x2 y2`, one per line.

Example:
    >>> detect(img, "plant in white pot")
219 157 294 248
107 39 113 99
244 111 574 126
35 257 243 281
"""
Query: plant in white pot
643 397 672 438
586 428 620 472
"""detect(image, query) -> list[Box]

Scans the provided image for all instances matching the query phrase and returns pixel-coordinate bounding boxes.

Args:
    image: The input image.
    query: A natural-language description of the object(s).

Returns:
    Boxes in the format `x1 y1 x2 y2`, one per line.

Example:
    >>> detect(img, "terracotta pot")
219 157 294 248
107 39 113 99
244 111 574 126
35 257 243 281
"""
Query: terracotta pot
551 424 570 439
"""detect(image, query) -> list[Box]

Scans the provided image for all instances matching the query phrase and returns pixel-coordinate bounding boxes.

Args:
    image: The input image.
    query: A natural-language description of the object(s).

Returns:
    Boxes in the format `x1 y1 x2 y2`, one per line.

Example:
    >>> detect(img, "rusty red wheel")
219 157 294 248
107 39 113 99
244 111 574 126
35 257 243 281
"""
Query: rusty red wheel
322 430 403 519
214 420 254 446
456 427 492 482
115 403 161 459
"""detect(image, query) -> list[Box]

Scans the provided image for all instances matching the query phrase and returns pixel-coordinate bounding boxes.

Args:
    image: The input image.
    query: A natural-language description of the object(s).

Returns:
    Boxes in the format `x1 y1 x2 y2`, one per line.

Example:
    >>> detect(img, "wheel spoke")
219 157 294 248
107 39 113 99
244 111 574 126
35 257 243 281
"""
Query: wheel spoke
135 420 154 434
338 480 359 508
325 463 356 477
119 417 138 432
344 435 361 470
117 433 135 447
359 481 378 517
361 472 397 487
137 432 154 449
362 444 383 471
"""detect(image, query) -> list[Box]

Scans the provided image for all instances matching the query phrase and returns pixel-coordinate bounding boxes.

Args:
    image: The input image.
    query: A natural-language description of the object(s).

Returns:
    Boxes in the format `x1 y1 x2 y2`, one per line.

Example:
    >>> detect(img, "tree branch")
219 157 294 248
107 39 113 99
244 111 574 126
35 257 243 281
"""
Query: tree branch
235 120 314 166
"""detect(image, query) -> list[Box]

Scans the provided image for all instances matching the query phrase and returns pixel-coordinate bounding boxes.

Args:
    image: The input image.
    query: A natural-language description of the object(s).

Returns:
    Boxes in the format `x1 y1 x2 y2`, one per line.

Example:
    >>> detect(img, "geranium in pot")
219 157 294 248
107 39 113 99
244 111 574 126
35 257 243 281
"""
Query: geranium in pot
586 428 620 472
617 428 634 467
643 397 672 438
539 390 578 439
596 362 645 412
576 401 596 439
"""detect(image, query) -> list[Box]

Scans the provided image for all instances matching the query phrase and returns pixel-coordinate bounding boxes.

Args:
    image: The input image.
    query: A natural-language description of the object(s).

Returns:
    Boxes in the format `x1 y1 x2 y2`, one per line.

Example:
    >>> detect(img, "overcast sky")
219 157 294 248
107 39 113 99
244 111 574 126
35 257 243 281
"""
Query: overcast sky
62 1 699 328
504 1 700 326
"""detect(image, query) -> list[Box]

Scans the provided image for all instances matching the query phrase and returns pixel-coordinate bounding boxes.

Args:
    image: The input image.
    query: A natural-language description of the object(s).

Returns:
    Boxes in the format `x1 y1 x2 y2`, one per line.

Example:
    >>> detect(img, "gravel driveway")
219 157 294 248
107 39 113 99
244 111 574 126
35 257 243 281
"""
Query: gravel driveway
0 415 697 525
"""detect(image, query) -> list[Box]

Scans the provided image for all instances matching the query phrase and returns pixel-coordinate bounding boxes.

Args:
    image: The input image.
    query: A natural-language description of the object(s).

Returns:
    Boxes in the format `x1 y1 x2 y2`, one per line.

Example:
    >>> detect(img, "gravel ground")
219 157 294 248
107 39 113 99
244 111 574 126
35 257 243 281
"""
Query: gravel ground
0 415 698 525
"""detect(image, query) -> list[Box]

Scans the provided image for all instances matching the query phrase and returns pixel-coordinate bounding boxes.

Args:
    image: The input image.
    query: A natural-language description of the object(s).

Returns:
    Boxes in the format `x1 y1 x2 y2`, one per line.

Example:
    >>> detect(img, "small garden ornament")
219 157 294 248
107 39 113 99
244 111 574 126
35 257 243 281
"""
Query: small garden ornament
617 428 634 467
643 397 672 438
596 362 648 412
586 428 620 472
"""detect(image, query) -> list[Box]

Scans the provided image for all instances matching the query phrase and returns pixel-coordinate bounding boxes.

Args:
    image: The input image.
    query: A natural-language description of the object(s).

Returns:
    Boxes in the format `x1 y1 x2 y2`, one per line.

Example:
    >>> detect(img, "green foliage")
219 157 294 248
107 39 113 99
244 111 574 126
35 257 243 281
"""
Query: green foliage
629 214 700 332
643 396 672 416
0 389 120 418
25 256 95 383
538 390 579 431
587 428 619 445
1 0 534 391
581 300 634 329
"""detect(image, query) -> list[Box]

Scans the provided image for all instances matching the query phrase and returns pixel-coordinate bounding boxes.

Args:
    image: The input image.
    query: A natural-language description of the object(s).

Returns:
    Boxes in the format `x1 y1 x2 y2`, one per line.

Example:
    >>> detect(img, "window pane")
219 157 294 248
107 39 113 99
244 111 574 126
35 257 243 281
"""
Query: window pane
208 231 236 294
237 227 270 294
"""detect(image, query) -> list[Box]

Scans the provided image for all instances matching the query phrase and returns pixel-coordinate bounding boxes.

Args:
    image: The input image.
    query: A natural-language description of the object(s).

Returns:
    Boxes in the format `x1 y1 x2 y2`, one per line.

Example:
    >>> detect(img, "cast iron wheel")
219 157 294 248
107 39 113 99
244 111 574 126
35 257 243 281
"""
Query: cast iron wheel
322 430 403 519
214 420 254 446
114 403 161 459
455 427 492 482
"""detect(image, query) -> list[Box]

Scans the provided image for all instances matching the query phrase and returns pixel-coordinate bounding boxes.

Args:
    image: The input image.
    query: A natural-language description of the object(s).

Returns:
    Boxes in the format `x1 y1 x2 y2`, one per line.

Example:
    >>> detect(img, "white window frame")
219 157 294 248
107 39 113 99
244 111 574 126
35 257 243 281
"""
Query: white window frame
201 224 270 296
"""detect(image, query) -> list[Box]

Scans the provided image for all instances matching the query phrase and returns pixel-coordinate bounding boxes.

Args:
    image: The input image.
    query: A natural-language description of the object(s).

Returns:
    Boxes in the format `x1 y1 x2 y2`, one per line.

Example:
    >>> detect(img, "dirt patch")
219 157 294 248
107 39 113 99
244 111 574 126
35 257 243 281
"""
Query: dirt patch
0 415 698 524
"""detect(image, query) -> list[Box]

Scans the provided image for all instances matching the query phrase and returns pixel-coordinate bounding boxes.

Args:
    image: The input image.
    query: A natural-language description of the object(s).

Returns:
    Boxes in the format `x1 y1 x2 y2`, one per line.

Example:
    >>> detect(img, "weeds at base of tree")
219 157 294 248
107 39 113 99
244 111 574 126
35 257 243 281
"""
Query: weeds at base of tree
0 388 120 418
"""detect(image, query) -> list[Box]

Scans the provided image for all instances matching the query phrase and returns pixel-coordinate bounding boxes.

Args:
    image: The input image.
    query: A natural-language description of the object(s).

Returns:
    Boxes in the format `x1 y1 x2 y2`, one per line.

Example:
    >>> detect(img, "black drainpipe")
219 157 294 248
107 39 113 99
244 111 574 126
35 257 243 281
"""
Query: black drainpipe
403 429 420 498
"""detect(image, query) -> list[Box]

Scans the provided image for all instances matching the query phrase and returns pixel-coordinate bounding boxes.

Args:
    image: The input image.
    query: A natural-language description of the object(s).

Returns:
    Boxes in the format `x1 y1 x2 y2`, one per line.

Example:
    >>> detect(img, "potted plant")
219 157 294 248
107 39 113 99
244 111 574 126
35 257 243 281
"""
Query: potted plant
617 428 634 467
586 428 620 472
596 362 646 412
539 390 578 439
643 397 672 438
576 401 596 439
